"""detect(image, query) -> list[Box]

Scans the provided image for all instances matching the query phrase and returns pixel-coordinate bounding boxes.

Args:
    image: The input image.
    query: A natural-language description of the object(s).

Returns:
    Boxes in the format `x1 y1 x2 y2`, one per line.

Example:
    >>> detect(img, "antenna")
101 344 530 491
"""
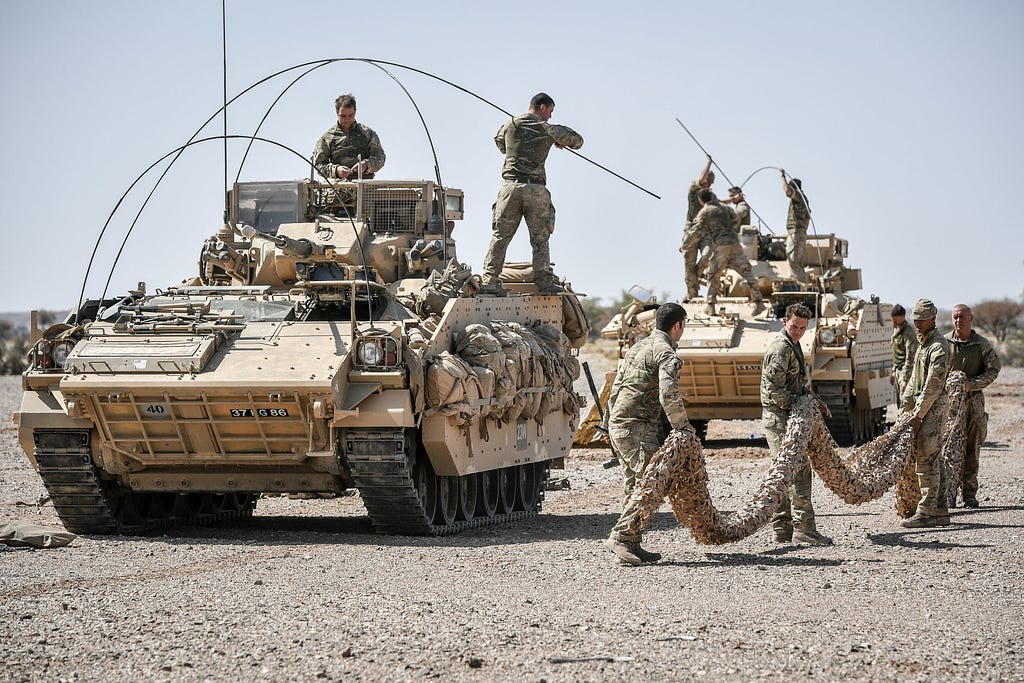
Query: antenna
221 0 229 223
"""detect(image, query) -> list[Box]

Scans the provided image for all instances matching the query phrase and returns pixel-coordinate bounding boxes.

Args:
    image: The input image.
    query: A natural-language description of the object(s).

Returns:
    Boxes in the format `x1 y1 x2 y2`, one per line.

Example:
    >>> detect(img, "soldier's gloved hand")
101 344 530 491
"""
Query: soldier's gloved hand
678 423 697 437
816 400 832 419
909 416 922 435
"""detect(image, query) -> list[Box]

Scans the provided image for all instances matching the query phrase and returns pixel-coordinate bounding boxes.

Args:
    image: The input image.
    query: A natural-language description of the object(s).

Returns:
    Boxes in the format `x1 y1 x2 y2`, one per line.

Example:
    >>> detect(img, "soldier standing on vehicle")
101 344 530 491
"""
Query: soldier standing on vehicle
946 304 1001 508
780 169 810 283
900 299 951 528
762 303 833 545
480 93 584 296
312 94 386 180
692 189 764 316
605 303 695 566
890 304 919 394
681 155 716 300
723 186 751 229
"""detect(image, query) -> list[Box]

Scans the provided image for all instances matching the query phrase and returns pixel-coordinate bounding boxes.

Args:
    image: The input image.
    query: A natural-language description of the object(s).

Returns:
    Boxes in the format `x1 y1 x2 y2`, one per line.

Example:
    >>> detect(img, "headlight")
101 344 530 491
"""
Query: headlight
34 340 54 369
358 340 384 366
52 341 74 367
818 327 837 345
356 337 399 368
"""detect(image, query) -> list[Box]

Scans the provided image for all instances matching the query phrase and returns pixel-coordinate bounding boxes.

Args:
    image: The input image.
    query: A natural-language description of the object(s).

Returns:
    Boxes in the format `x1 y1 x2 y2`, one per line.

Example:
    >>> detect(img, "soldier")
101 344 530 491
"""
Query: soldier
680 155 716 300
890 304 919 394
605 303 695 565
480 93 584 296
723 186 751 229
691 188 764 316
900 298 951 528
762 303 833 545
780 169 810 283
946 304 1001 507
312 94 386 180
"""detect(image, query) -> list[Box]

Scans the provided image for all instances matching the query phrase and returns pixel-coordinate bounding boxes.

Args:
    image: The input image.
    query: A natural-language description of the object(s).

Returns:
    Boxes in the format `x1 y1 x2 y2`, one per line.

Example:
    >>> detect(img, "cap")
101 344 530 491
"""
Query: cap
911 298 937 320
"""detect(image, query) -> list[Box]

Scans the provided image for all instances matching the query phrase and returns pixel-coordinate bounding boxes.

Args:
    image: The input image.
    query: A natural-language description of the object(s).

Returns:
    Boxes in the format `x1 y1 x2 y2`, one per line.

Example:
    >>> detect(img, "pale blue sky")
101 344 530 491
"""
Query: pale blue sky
2 1 1021 313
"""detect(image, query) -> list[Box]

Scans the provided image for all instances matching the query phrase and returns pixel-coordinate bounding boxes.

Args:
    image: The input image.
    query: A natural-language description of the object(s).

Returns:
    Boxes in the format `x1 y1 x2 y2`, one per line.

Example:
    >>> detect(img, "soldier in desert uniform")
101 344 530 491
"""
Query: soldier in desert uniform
480 93 583 296
312 93 386 180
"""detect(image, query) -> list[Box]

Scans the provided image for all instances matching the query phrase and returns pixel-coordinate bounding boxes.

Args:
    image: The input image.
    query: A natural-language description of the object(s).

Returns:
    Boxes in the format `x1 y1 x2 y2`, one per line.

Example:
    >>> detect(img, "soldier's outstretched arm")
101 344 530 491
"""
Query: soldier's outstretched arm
781 169 793 197
547 123 584 150
698 154 712 185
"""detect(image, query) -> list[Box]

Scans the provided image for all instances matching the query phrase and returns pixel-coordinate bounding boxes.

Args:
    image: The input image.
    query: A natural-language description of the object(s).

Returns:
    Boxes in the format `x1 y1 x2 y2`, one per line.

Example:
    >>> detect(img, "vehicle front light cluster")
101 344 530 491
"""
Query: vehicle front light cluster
355 336 399 369
33 339 75 371
817 326 846 347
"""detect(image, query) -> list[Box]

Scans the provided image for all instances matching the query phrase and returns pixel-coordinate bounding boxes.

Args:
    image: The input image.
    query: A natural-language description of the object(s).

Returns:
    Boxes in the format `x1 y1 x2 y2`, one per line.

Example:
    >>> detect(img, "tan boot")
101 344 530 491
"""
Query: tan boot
604 537 642 566
793 529 833 545
900 513 936 528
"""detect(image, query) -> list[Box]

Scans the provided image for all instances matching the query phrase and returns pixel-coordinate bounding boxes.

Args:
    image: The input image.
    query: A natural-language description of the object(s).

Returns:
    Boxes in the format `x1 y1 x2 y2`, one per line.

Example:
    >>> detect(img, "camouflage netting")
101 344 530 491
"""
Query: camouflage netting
629 372 967 545
424 320 583 433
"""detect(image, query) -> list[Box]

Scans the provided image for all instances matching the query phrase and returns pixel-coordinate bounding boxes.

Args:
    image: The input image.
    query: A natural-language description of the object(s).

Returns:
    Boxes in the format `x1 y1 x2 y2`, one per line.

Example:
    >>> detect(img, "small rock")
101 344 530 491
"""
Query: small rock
468 657 483 668
254 579 264 586
341 646 354 658
823 582 832 589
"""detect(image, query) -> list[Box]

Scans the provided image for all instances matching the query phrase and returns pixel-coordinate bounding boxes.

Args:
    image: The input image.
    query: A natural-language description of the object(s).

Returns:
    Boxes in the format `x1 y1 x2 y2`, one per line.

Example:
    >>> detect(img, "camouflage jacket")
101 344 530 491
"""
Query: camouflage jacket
760 329 810 414
685 181 718 228
945 330 1001 394
786 187 810 233
692 200 740 247
892 319 919 388
608 329 689 430
900 327 949 419
495 113 583 184
312 122 386 180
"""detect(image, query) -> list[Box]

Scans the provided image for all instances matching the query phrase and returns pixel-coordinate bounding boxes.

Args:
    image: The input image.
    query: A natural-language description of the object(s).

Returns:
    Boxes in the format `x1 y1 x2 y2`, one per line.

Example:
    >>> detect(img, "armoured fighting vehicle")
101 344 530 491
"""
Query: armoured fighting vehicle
587 227 895 447
16 177 589 535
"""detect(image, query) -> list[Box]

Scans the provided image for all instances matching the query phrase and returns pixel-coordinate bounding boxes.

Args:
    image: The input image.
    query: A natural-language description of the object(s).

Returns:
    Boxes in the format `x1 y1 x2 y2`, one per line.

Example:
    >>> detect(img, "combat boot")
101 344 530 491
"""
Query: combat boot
793 529 833 545
478 282 507 297
704 303 717 316
751 297 766 317
604 537 642 566
963 495 980 508
900 513 936 528
934 510 951 526
774 525 793 543
633 545 662 563
537 282 565 296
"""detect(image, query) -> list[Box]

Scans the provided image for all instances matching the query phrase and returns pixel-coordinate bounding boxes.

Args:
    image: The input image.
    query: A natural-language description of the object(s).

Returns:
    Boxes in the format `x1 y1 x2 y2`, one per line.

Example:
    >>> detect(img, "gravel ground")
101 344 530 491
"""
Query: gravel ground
2 362 1023 682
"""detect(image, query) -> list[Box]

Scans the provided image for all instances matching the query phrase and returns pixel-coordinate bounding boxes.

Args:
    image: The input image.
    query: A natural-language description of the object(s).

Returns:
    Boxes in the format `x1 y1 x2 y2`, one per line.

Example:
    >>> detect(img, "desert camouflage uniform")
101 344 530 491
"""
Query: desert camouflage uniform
786 185 811 283
692 200 762 306
681 181 717 299
761 328 816 534
482 113 583 290
607 329 689 543
945 330 1001 501
312 122 386 180
900 328 950 517
892 319 919 392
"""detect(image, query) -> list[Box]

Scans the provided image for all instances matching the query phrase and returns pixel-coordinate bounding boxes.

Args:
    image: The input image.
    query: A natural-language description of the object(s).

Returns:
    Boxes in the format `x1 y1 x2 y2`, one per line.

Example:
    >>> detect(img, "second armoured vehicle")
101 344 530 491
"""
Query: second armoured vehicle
16 176 590 536
585 227 896 447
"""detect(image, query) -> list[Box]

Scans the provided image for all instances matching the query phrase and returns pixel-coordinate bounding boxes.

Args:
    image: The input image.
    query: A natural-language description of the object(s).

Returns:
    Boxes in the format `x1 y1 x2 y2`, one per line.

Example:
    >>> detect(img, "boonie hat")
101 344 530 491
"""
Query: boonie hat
911 298 937 320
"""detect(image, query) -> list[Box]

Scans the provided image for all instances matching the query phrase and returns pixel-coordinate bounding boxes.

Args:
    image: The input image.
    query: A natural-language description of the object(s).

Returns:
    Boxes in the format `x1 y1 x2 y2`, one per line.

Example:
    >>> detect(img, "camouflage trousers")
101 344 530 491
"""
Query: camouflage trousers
960 392 988 499
912 403 950 516
482 181 555 288
764 409 816 532
786 228 808 283
680 223 709 299
705 243 763 304
608 421 663 543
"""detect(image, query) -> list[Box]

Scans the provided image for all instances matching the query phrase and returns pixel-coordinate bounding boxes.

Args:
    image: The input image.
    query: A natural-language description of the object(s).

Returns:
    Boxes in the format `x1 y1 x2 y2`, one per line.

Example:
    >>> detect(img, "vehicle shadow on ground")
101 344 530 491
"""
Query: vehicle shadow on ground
134 510 674 548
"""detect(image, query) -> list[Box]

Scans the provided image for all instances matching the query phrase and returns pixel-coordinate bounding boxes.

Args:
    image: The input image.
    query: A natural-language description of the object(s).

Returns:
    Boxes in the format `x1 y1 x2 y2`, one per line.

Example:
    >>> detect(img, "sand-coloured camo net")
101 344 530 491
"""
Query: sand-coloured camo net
630 372 966 544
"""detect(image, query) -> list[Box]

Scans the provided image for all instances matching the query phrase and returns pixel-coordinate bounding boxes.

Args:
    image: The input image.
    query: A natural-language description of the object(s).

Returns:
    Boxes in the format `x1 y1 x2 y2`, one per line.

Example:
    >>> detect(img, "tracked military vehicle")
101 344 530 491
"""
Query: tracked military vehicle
16 177 589 535
590 228 895 447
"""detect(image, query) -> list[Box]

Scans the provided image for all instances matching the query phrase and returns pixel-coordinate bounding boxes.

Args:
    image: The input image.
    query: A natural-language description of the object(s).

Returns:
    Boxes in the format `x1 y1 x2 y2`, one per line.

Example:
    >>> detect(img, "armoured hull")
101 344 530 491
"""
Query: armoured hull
17 178 588 536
